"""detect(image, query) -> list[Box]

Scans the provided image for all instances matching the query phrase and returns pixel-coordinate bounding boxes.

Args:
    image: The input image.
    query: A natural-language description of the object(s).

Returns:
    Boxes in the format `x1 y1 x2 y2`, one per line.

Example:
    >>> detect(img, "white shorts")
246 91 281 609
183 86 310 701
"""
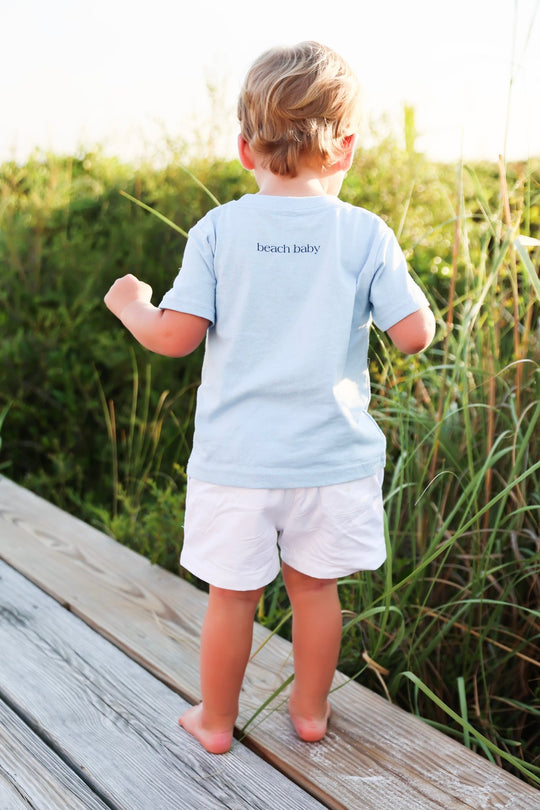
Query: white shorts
180 473 386 590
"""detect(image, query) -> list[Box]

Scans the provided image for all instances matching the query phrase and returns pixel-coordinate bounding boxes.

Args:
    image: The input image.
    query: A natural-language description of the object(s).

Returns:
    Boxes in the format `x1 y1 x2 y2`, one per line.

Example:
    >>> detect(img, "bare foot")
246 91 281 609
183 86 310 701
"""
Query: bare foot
288 697 332 742
178 704 233 754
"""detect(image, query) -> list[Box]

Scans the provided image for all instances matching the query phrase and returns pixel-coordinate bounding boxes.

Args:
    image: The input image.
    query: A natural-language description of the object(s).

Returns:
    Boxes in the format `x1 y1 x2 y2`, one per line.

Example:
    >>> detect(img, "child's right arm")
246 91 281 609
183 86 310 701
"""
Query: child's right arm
104 273 210 357
386 306 436 355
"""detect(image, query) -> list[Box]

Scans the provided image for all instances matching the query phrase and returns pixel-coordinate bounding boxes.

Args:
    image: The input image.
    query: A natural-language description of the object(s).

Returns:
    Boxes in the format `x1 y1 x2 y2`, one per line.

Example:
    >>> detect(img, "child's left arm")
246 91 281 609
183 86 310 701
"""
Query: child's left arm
386 306 436 355
104 273 210 357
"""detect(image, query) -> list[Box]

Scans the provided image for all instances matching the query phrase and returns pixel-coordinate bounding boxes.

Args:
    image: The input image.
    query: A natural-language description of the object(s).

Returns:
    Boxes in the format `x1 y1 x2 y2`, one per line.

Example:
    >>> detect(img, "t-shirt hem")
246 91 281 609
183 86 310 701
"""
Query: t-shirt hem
186 456 386 489
375 299 429 332
158 294 215 325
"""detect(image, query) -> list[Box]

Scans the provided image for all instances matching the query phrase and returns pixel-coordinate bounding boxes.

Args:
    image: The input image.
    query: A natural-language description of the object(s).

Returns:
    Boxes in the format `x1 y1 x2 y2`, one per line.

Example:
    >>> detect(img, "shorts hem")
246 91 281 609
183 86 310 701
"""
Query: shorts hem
180 552 280 591
280 552 387 580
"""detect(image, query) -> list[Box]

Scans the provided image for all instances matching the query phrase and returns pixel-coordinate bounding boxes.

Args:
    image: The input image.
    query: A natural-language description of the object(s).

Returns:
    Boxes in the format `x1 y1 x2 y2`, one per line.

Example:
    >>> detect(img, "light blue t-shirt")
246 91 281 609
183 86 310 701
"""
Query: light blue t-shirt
159 193 429 488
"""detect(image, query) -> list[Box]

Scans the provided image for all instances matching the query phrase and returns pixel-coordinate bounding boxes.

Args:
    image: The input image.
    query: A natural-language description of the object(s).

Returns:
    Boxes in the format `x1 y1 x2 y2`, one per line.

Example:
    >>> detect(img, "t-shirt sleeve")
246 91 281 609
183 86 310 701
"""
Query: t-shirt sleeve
158 215 216 324
368 224 430 332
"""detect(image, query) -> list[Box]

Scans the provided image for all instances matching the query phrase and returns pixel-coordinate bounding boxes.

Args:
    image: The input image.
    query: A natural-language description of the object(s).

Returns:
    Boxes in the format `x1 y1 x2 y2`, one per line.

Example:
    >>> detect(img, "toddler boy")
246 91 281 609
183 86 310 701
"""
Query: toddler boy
104 41 435 754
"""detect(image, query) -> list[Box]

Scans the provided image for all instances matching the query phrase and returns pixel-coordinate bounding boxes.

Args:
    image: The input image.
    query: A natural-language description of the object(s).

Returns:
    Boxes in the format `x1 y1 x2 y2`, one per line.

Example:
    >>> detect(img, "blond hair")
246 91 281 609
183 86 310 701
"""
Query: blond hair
238 41 361 178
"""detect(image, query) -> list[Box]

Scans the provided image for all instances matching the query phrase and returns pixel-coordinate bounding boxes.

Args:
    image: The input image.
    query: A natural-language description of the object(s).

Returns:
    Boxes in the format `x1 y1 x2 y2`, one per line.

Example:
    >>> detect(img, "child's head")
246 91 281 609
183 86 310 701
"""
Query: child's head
238 41 361 178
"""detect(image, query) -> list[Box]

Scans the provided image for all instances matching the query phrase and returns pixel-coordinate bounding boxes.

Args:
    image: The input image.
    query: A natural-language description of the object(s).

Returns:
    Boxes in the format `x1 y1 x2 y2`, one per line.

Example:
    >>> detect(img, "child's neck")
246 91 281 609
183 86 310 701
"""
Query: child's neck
254 164 344 198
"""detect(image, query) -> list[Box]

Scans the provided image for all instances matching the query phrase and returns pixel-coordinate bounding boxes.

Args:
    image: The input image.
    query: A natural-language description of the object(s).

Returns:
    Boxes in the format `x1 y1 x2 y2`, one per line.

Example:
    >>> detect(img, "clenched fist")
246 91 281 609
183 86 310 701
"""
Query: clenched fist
104 274 153 320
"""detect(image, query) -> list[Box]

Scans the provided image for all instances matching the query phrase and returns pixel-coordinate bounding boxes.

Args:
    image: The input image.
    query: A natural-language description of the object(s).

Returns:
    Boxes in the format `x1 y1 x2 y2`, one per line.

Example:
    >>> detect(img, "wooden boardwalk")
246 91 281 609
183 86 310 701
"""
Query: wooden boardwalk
0 475 538 810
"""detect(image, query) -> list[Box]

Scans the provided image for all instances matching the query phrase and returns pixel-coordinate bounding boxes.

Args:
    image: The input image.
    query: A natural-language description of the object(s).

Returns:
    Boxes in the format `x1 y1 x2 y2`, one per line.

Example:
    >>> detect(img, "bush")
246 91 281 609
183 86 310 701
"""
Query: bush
1 142 539 785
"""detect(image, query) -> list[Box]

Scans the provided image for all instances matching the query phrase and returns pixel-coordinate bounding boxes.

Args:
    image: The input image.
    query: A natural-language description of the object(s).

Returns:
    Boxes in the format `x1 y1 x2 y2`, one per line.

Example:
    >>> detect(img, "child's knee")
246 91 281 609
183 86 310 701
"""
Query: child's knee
282 563 337 596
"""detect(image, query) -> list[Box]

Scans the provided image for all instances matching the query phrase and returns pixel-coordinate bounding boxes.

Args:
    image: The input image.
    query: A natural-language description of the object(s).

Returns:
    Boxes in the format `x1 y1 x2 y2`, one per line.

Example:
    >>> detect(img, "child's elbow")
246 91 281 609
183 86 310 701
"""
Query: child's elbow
387 308 436 355
149 310 210 357
402 322 436 354
400 334 433 355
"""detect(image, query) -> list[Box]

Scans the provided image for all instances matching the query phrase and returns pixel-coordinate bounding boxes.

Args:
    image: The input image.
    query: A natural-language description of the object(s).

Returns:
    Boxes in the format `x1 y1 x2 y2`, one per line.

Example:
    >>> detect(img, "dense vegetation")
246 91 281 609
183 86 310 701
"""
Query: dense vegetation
1 139 539 785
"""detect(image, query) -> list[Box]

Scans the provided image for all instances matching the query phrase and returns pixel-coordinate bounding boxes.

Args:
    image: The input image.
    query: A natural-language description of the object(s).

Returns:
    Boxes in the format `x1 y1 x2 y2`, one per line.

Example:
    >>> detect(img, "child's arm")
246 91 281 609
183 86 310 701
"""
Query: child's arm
386 306 436 355
104 273 210 357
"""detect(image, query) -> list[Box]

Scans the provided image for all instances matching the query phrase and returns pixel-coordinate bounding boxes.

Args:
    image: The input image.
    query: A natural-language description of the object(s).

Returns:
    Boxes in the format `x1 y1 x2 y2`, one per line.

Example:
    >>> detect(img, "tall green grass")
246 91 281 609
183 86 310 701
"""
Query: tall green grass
340 157 539 783
0 143 538 784
249 155 540 784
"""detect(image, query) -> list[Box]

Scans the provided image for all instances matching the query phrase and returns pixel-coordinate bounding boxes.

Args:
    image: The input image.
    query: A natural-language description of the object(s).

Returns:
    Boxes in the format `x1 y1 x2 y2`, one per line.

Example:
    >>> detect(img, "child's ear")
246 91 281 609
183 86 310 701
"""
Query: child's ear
238 135 256 170
328 134 357 174
340 133 357 169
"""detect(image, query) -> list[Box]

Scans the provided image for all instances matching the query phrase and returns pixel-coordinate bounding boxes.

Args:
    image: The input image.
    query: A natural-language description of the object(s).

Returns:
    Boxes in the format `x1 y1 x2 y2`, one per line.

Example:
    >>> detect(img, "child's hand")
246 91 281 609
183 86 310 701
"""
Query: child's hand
104 274 153 319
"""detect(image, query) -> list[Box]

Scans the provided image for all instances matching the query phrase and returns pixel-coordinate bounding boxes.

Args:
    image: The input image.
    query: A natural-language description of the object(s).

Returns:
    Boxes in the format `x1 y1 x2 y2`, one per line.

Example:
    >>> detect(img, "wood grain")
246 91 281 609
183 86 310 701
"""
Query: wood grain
0 698 111 810
0 562 325 810
1 476 539 809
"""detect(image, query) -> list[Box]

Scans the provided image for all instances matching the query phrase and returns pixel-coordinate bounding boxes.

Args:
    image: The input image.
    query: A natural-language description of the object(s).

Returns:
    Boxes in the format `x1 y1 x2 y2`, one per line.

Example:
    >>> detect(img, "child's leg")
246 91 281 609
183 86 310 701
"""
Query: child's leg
282 563 341 742
179 584 264 754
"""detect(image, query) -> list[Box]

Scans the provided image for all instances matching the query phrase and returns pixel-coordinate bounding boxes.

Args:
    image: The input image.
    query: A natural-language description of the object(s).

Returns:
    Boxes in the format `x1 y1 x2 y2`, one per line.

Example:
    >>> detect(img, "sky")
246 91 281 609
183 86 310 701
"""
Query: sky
1 0 539 166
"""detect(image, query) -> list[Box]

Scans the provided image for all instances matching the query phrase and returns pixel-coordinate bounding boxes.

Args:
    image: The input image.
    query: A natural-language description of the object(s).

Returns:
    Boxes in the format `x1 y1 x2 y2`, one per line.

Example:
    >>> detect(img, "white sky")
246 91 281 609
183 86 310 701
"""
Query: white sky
1 0 539 165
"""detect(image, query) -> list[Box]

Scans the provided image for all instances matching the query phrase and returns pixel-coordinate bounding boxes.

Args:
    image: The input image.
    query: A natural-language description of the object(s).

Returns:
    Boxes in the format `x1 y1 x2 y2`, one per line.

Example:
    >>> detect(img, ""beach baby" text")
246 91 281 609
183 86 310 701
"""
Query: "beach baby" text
257 242 320 255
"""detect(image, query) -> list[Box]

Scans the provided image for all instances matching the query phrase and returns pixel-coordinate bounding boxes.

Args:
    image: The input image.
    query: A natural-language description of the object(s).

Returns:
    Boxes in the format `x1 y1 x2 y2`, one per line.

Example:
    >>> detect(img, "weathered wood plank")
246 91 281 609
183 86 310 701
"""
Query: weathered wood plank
0 698 111 810
1 476 539 809
0 562 326 810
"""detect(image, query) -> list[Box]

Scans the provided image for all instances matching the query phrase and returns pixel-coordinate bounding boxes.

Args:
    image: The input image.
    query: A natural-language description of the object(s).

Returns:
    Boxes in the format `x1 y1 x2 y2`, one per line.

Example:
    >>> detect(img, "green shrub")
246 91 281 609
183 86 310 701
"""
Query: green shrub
1 142 539 785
